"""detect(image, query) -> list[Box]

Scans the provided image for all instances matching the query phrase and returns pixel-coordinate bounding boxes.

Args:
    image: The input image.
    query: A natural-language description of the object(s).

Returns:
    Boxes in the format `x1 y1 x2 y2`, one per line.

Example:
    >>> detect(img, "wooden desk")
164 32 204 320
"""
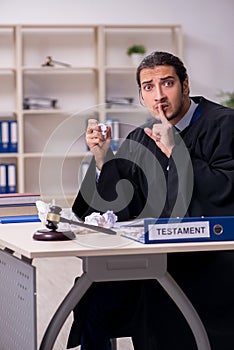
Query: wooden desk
1 222 233 349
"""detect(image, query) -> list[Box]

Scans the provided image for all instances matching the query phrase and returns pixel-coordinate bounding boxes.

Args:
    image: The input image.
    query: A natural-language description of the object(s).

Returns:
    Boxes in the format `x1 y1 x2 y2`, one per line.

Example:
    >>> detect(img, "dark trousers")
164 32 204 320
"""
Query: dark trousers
78 280 145 350
68 251 234 350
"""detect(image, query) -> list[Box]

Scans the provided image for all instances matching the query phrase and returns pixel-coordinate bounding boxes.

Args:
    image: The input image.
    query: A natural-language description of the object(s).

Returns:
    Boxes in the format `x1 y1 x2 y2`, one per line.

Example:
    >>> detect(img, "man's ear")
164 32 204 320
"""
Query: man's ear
183 78 190 95
139 88 143 100
139 89 145 106
139 88 144 101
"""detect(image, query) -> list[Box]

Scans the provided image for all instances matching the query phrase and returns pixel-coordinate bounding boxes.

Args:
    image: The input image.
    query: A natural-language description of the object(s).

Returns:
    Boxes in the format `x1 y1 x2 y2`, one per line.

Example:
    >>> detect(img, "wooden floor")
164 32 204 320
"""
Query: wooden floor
35 256 133 350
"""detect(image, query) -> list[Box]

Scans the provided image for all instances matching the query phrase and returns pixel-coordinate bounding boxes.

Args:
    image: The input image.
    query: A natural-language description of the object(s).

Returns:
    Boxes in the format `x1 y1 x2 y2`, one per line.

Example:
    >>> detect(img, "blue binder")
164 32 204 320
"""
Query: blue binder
6 163 17 193
0 121 9 153
8 121 18 153
0 164 7 194
121 216 234 244
112 119 120 151
105 118 120 151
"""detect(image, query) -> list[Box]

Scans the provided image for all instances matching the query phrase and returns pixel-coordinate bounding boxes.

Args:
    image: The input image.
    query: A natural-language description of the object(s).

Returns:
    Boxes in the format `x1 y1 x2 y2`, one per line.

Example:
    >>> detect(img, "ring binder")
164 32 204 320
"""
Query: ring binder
121 216 234 244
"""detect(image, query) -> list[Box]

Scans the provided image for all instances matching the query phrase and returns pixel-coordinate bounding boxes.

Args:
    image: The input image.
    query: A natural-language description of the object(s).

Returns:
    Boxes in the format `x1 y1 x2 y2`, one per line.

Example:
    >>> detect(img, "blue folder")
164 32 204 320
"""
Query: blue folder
121 216 234 244
0 215 40 224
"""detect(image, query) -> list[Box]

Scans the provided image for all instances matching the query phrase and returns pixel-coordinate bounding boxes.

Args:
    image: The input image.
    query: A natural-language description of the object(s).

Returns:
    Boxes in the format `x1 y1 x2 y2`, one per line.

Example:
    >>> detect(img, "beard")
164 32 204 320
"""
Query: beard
152 97 187 123
166 112 180 122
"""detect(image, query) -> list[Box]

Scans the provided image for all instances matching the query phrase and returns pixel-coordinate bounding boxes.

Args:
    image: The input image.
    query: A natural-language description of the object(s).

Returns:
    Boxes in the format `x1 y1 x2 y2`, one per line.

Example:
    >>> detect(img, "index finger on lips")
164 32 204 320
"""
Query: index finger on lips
158 104 169 125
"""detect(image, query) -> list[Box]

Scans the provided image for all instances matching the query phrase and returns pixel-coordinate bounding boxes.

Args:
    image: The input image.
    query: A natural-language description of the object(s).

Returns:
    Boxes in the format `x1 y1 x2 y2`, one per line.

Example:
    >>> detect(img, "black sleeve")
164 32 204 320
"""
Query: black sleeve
72 141 149 221
190 114 234 216
167 113 234 217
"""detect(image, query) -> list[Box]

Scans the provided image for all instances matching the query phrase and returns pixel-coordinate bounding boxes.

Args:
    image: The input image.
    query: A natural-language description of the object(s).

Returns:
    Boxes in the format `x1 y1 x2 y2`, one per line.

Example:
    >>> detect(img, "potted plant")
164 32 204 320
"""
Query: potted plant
127 44 146 65
217 91 234 108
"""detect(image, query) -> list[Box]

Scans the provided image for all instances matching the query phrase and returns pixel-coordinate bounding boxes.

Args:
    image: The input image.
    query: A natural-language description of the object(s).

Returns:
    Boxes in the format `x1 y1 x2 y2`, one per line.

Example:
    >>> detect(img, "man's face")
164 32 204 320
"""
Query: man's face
140 65 190 125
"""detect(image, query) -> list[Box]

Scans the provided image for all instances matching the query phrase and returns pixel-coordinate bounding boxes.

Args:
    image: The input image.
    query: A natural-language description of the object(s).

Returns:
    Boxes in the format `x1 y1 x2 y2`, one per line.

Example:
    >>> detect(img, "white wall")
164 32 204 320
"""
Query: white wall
1 0 233 101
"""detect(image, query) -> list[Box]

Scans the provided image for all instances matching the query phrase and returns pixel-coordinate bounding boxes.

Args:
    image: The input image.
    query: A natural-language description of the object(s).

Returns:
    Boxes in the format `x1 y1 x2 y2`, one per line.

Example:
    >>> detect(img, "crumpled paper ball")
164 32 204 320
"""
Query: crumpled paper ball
84 211 118 228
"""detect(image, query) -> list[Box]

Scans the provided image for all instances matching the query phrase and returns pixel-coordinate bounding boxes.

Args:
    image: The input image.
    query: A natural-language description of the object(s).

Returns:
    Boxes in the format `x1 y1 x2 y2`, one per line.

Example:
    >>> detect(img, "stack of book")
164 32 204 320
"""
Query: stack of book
0 193 41 223
23 97 58 110
106 97 134 108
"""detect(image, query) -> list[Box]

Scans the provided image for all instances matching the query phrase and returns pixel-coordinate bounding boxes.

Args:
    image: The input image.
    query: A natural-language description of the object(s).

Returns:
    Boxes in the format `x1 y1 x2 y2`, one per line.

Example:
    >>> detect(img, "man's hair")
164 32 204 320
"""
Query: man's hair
136 51 188 88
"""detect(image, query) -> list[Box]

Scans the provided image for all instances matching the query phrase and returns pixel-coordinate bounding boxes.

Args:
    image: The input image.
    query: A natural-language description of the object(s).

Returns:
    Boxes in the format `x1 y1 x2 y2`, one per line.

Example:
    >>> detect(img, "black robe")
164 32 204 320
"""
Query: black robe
68 97 234 349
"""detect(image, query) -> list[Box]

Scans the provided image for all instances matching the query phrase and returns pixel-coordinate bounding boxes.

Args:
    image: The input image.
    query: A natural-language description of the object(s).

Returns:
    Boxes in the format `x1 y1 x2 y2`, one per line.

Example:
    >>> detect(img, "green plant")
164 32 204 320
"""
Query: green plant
217 91 234 108
127 44 146 56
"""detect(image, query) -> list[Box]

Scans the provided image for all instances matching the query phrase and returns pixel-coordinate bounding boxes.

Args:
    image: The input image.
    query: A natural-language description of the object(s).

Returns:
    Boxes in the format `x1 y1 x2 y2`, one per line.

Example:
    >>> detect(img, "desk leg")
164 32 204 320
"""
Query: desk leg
39 254 211 350
158 272 211 350
39 271 92 350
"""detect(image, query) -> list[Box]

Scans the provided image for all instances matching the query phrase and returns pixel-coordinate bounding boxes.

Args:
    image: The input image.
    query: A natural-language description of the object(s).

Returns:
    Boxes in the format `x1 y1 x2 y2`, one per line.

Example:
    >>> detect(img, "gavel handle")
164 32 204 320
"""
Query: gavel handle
59 216 116 235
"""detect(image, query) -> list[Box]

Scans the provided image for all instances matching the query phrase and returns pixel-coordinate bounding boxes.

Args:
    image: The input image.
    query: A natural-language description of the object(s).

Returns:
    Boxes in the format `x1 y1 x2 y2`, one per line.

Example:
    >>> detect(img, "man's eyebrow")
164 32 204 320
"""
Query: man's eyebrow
141 75 175 85
141 79 153 85
160 75 175 81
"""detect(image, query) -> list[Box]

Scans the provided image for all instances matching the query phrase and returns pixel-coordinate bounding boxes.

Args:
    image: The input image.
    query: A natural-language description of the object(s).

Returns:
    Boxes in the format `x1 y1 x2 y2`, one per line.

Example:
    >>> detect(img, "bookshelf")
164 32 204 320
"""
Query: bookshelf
0 24 183 206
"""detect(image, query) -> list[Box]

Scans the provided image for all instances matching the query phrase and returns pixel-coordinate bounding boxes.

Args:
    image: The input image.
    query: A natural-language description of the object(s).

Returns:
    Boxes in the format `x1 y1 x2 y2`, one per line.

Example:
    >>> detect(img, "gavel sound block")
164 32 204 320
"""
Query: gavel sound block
33 205 116 241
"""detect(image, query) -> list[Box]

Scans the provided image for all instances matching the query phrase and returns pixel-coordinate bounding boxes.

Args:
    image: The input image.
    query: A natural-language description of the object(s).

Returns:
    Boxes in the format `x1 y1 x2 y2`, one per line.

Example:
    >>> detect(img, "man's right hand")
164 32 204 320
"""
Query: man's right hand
86 119 112 170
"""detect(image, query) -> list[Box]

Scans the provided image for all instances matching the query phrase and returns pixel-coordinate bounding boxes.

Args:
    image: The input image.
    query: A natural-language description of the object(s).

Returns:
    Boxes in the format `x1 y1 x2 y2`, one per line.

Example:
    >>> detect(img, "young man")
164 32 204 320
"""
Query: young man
68 51 234 350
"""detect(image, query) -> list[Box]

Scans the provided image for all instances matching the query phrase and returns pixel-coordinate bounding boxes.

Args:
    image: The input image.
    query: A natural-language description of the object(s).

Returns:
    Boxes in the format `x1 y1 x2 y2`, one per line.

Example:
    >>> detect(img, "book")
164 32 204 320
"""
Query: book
0 204 38 217
0 193 40 206
0 215 40 224
106 97 134 108
23 97 58 110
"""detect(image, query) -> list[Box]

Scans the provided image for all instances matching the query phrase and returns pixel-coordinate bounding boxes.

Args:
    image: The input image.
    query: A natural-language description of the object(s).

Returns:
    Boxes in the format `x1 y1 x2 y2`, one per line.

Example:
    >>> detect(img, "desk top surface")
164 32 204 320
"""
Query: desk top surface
1 222 234 259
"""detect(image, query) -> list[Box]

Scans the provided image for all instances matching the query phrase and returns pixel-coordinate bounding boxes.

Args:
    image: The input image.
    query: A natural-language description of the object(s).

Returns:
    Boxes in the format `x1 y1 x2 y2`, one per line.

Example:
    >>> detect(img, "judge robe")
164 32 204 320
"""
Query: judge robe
68 96 234 350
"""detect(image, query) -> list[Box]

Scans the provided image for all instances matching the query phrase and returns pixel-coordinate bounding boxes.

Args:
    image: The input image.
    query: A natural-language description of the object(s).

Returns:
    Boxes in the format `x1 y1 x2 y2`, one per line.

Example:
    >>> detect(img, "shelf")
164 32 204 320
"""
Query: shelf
22 67 97 73
0 153 18 158
23 152 89 158
105 66 137 71
0 24 183 203
0 68 16 74
0 111 17 116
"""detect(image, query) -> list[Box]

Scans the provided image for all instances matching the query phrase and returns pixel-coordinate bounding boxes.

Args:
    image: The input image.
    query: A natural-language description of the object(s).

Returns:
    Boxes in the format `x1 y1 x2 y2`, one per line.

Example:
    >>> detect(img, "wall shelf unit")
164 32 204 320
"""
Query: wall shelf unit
0 24 183 206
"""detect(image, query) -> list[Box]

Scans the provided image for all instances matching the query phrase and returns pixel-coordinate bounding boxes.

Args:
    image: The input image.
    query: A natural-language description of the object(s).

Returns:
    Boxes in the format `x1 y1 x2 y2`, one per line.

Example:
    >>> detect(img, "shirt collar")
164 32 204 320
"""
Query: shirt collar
175 99 198 132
